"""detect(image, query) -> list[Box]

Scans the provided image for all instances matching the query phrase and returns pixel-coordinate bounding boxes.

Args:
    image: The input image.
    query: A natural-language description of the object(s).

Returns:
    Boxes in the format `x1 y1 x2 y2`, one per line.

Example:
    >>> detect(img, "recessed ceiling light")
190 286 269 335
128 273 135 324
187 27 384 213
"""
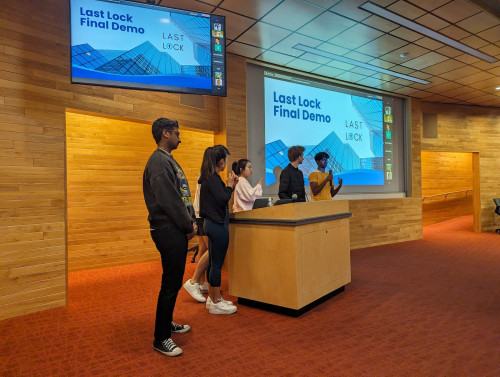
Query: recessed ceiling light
399 52 408 58
359 2 498 64
496 86 500 90
293 43 430 85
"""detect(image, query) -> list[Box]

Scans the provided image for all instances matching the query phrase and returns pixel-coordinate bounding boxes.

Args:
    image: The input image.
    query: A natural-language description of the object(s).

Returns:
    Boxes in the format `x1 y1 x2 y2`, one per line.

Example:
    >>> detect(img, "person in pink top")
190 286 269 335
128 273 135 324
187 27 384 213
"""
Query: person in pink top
231 159 263 212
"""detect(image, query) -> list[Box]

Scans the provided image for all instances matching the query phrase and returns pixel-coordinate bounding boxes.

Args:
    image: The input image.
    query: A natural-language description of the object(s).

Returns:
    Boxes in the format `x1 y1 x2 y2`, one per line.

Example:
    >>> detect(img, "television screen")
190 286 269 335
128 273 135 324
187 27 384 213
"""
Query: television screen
70 0 226 96
247 64 407 195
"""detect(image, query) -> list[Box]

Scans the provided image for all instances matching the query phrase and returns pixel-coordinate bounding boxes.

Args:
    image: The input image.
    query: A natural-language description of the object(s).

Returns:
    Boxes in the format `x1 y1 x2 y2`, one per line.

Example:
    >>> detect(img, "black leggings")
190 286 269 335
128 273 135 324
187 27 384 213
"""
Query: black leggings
204 216 229 287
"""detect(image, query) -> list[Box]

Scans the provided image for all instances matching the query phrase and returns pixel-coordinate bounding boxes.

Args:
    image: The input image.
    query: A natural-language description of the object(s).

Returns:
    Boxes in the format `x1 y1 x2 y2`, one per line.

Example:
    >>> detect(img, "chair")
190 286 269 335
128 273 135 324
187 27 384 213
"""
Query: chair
494 198 500 234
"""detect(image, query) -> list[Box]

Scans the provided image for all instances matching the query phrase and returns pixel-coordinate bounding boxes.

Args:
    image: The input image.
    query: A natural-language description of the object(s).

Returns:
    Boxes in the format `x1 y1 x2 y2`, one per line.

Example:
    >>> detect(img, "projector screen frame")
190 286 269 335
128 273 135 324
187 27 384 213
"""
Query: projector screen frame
246 62 411 198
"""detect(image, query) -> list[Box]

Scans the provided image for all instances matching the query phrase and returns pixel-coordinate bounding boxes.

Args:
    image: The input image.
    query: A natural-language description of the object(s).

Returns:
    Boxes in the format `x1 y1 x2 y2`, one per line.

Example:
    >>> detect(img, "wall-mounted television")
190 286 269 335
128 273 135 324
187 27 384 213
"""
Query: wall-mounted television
70 0 226 96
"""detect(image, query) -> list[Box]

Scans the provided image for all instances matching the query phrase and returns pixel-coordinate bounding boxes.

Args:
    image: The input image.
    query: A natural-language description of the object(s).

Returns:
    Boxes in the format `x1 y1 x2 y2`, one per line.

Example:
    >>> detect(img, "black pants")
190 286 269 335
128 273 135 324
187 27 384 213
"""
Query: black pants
150 226 187 341
204 216 229 287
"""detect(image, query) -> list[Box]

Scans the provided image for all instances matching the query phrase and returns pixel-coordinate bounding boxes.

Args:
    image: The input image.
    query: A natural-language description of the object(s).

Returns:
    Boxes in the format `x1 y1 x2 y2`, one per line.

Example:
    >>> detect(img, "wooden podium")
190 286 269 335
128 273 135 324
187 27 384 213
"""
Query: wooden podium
228 200 351 316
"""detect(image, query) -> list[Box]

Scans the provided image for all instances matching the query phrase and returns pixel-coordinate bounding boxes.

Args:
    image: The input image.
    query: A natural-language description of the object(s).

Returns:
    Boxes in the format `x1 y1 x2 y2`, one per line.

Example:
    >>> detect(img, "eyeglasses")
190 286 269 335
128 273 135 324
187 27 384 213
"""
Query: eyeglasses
167 130 180 138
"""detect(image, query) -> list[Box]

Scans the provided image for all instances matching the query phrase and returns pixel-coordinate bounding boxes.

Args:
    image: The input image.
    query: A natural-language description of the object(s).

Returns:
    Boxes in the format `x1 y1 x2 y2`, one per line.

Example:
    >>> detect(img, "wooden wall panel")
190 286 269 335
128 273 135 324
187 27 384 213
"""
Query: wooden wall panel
421 151 473 197
421 151 473 226
223 54 248 167
66 112 214 271
420 103 500 232
0 0 221 320
219 54 246 214
349 198 423 249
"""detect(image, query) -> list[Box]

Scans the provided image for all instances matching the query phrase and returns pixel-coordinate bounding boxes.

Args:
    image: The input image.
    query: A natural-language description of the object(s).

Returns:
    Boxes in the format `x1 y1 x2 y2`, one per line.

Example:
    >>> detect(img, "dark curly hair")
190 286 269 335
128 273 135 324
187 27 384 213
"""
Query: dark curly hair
314 152 330 161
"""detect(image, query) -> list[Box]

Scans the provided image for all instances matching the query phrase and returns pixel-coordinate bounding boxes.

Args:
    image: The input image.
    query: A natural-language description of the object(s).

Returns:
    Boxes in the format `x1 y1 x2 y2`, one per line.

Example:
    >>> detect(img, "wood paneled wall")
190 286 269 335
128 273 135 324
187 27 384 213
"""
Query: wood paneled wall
420 103 500 232
66 112 214 271
0 0 221 320
421 151 473 197
222 55 248 168
421 151 473 226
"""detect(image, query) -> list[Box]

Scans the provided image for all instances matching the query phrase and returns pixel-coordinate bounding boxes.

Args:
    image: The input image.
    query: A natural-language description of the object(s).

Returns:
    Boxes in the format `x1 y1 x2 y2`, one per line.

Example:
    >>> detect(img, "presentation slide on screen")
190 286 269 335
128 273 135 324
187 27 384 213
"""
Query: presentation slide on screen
70 0 218 90
264 76 387 186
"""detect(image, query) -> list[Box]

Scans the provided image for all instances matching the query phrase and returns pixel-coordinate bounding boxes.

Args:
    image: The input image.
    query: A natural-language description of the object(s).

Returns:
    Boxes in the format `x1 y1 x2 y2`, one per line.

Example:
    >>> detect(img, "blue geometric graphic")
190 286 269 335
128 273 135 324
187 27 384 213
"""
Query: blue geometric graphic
265 131 384 186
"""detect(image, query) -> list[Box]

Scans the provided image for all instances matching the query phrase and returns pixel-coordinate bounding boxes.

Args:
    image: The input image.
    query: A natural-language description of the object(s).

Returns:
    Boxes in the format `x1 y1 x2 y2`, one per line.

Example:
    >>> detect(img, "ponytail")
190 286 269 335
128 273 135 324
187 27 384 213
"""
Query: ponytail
231 161 239 175
198 145 230 184
198 146 213 184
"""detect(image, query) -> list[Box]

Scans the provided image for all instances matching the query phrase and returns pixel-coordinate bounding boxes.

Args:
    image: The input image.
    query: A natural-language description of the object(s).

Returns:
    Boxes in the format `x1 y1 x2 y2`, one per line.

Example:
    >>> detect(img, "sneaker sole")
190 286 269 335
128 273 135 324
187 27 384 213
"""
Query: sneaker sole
209 306 237 315
206 299 232 308
153 345 182 357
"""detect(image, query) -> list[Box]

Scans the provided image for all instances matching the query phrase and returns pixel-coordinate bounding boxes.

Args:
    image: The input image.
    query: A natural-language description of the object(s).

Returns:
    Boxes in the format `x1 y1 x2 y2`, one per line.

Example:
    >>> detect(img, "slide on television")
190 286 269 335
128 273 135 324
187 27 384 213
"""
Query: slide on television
264 76 391 188
70 0 225 95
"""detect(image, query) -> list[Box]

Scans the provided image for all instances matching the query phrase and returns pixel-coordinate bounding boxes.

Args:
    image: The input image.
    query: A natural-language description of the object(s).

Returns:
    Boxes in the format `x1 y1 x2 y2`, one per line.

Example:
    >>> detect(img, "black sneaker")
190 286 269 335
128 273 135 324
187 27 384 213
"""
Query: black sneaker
153 338 182 357
171 321 190 334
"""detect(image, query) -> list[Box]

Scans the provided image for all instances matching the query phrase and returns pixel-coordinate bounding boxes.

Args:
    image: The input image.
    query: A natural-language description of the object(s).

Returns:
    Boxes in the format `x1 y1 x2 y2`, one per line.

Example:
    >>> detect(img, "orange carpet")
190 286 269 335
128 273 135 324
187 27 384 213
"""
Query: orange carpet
1 216 499 377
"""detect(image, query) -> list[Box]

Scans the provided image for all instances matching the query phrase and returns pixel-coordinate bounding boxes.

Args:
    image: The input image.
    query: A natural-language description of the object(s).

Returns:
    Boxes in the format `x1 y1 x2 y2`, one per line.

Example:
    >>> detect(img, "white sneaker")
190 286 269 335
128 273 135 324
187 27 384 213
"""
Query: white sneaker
220 297 233 306
183 280 206 303
199 282 209 293
209 299 237 315
206 296 233 309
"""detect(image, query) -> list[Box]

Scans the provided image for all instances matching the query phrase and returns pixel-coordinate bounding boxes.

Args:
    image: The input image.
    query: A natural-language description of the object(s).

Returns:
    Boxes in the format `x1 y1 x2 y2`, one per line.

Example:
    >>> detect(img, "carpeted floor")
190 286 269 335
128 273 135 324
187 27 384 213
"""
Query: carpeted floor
1 216 499 377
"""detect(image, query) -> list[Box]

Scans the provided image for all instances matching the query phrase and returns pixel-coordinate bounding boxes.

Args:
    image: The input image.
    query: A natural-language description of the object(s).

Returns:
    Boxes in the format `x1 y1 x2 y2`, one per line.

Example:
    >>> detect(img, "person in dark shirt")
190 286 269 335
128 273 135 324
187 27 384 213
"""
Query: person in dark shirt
199 145 238 315
278 145 306 202
143 118 197 357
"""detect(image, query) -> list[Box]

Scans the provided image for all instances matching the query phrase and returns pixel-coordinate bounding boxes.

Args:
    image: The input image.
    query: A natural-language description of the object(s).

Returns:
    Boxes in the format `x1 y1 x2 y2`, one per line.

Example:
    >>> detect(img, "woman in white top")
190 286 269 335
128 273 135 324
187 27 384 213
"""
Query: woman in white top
232 159 263 212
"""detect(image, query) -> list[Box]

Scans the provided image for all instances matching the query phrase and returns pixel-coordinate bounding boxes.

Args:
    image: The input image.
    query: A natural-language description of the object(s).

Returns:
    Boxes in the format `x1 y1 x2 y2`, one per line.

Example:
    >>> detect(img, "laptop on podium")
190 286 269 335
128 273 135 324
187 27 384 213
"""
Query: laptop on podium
252 198 269 209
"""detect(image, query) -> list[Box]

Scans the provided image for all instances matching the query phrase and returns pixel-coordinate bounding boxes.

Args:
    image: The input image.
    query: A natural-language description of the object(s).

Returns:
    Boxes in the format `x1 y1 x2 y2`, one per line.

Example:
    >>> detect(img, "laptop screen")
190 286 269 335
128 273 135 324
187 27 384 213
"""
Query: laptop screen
252 198 269 209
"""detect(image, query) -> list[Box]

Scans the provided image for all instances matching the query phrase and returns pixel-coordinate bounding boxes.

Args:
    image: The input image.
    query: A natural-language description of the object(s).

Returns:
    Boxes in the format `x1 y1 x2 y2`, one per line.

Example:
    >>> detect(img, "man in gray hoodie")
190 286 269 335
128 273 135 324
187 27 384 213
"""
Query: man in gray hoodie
143 117 197 357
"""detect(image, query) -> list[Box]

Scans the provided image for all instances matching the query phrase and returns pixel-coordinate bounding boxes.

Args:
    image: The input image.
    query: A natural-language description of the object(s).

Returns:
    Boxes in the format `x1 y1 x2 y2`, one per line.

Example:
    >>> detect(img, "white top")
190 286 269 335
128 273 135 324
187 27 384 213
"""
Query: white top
232 177 263 212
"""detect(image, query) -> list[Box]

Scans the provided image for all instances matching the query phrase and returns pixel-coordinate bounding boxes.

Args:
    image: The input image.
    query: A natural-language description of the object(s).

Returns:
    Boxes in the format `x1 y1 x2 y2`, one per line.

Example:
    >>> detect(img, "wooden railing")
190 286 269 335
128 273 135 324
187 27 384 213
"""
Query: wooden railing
422 189 471 202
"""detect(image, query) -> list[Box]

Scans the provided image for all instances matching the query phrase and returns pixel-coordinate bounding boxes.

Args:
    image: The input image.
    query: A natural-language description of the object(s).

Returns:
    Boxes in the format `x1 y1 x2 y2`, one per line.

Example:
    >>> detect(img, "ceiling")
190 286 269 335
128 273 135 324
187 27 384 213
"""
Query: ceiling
153 0 500 107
